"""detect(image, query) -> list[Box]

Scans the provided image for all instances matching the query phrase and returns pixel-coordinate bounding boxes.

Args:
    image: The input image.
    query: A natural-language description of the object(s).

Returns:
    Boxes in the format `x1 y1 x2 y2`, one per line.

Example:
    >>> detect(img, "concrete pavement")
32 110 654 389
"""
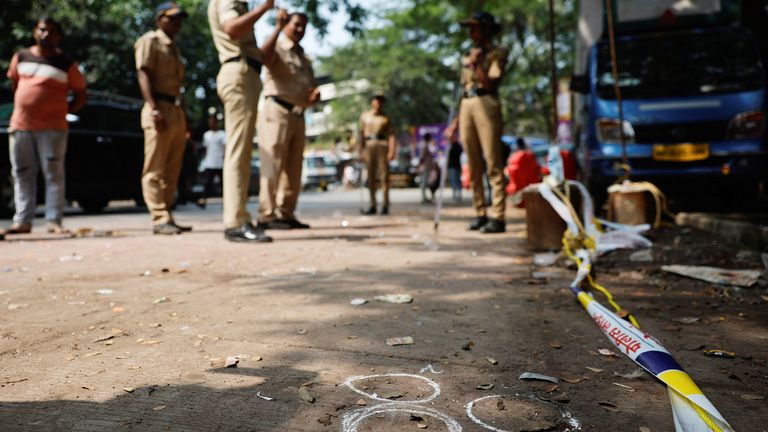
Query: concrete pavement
1 187 766 431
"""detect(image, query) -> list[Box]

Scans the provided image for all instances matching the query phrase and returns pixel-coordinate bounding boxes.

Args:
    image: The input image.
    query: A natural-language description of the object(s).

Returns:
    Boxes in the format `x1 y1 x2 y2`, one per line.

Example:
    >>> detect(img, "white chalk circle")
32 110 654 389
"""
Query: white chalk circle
466 394 581 432
341 403 462 432
342 373 441 403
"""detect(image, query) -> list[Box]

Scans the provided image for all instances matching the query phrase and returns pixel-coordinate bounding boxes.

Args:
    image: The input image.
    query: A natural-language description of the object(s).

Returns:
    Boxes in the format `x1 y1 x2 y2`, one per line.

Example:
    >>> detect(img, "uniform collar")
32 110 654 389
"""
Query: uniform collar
155 28 175 46
279 36 303 54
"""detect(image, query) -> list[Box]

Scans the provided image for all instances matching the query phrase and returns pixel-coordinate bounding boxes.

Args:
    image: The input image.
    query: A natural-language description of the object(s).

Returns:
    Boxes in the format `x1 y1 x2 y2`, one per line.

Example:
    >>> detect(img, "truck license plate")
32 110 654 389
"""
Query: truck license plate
652 143 709 162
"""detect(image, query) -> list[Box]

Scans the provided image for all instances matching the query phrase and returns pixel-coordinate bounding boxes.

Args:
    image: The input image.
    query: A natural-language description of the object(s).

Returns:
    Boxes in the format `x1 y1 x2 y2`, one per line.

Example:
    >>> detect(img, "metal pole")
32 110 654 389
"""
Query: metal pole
604 0 629 171
548 0 559 143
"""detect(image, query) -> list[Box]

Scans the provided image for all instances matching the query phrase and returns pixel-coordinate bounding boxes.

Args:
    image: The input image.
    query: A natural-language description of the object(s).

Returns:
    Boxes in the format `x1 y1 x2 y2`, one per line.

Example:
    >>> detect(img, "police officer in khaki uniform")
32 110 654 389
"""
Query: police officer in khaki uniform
135 2 190 235
208 0 273 242
444 11 509 234
358 93 396 215
257 9 320 229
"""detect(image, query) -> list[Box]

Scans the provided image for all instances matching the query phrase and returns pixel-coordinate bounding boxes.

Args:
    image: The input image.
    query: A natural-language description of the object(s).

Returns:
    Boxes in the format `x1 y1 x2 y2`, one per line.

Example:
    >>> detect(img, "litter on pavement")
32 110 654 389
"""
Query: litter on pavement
519 372 560 384
256 391 276 401
534 252 559 267
374 294 413 304
386 336 414 346
661 265 762 287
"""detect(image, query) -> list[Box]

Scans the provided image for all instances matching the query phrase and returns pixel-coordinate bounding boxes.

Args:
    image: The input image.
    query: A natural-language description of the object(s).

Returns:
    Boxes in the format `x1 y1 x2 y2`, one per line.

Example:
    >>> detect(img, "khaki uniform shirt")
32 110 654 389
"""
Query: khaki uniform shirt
263 38 317 107
359 110 392 143
208 0 263 63
460 44 509 91
134 29 184 96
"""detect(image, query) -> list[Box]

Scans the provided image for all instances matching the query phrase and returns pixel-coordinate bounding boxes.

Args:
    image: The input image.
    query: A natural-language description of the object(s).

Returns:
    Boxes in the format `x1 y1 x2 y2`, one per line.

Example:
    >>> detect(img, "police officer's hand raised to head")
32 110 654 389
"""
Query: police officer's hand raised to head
276 8 289 28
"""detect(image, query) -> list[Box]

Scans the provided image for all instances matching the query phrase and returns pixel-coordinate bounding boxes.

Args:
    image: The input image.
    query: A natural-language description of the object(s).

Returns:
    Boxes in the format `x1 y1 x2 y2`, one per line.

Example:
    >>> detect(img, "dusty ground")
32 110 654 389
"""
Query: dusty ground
0 188 766 431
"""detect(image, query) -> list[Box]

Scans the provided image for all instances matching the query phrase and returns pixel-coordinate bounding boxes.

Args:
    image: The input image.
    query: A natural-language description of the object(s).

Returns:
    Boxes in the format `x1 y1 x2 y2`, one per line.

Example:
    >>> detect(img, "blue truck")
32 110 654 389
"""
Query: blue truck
572 0 768 208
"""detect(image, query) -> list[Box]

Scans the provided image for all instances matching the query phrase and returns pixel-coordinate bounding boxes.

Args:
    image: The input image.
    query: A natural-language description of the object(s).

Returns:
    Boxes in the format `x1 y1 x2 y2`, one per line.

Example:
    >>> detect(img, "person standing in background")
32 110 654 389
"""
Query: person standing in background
3 16 87 236
257 9 319 230
447 139 463 203
506 137 540 207
198 113 227 208
418 133 436 203
208 0 274 242
358 93 396 215
444 11 509 234
134 2 190 235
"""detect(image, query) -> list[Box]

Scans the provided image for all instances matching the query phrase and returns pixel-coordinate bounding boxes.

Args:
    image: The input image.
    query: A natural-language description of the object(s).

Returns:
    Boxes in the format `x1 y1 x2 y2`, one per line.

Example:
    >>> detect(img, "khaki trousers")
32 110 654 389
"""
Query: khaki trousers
257 98 305 222
459 95 506 219
217 61 262 228
140 102 186 225
365 140 389 209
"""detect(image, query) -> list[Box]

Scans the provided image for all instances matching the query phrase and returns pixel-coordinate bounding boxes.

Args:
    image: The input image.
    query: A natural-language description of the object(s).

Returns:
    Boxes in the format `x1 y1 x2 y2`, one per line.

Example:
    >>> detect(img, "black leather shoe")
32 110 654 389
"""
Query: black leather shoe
479 218 506 234
468 216 489 231
224 223 273 243
153 223 183 235
171 222 193 232
380 206 389 215
262 220 291 230
360 206 376 215
268 219 309 229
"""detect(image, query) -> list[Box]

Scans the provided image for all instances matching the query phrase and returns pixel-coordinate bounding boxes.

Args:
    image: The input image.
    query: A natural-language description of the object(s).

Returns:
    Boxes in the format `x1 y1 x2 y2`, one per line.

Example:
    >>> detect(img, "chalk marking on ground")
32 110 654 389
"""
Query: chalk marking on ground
419 364 444 374
340 403 462 432
342 373 440 403
465 394 581 432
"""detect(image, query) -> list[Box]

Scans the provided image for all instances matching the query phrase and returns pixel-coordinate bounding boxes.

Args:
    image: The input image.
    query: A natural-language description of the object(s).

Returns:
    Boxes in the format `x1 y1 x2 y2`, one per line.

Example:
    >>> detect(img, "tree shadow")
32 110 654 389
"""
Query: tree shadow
0 366 318 432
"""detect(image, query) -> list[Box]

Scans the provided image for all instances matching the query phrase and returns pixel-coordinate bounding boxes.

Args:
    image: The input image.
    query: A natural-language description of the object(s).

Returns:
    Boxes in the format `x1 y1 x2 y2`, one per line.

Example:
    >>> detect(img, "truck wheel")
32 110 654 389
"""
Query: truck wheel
0 166 14 219
77 198 108 214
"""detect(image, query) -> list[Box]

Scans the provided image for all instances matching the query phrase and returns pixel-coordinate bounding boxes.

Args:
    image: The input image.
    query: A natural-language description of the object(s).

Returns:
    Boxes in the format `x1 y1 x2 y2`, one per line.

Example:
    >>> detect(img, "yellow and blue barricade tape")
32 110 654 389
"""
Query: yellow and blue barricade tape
537 180 734 432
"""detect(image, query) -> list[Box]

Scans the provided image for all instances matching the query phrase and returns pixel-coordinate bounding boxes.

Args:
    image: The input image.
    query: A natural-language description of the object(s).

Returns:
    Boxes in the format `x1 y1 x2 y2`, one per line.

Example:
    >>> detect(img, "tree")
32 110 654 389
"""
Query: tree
1 0 366 128
319 0 577 138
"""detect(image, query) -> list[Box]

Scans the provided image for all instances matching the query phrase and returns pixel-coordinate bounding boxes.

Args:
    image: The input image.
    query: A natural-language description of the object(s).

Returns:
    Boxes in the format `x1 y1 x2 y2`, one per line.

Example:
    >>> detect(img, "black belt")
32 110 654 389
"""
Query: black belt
366 133 387 140
463 88 498 98
268 96 304 115
153 91 182 106
223 56 263 74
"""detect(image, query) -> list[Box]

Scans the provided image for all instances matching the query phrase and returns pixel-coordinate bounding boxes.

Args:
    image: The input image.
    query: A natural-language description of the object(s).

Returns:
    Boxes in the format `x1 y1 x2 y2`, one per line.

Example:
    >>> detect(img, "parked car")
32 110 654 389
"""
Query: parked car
0 89 192 216
302 151 338 191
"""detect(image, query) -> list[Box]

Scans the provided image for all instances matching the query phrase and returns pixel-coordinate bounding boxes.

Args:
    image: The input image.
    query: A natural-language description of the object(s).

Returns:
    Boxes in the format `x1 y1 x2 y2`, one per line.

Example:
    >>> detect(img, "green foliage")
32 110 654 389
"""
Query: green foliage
0 0 365 129
1 0 575 135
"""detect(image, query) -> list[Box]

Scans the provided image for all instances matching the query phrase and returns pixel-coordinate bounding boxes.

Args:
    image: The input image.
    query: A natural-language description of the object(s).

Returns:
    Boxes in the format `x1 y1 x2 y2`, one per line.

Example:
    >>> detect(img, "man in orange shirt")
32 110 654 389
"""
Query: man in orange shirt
4 16 87 235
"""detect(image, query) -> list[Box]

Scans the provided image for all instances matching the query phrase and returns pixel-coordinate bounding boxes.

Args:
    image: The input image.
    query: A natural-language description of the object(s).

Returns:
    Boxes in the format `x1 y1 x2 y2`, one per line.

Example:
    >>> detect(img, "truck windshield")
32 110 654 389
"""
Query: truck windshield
597 29 763 99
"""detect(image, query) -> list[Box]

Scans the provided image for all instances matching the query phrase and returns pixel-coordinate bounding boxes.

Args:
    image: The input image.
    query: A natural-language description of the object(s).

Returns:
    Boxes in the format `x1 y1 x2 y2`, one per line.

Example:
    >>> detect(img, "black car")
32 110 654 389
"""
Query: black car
1 89 148 216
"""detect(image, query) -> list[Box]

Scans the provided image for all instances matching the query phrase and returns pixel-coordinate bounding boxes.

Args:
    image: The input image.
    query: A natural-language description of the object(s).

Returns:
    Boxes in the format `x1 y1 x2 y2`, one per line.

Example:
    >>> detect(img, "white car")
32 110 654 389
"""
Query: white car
302 153 338 191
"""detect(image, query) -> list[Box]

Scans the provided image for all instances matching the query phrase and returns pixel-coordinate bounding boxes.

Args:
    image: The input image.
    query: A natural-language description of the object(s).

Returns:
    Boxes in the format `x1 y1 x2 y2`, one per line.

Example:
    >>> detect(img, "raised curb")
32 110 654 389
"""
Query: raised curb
675 212 767 251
